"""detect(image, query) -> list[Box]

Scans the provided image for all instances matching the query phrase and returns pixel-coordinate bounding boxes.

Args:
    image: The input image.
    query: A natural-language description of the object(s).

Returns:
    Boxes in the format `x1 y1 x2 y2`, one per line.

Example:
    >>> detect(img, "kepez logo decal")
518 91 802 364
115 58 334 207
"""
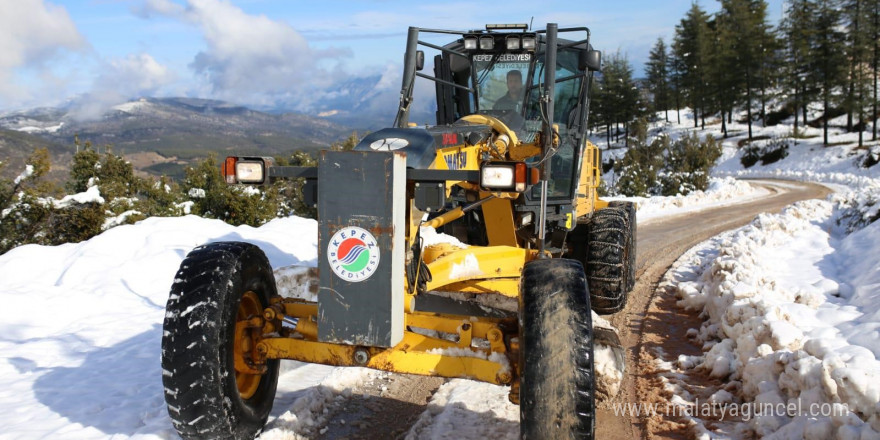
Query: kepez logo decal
327 227 380 282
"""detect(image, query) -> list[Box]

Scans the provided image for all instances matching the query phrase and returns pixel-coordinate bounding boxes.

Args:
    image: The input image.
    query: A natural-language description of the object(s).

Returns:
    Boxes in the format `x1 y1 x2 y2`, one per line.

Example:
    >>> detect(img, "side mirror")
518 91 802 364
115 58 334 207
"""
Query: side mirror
580 50 601 72
449 53 470 73
416 51 425 71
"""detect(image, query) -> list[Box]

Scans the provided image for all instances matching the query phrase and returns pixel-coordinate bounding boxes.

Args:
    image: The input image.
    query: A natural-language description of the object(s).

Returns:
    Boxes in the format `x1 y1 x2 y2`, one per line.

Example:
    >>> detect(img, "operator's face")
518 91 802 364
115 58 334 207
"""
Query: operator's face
507 72 523 96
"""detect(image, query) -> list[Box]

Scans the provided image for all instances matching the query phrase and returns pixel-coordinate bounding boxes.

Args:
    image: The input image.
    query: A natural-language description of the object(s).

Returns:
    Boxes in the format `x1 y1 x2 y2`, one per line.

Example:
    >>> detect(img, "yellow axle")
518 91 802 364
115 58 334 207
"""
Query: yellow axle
248 298 516 385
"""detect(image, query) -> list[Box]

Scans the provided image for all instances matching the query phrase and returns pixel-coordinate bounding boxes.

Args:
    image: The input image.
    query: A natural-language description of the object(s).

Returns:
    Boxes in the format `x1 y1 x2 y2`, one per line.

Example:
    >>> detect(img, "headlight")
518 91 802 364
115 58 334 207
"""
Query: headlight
464 37 478 50
482 166 514 188
222 156 272 184
235 161 265 183
522 36 537 50
480 162 528 192
479 36 495 50
506 36 521 50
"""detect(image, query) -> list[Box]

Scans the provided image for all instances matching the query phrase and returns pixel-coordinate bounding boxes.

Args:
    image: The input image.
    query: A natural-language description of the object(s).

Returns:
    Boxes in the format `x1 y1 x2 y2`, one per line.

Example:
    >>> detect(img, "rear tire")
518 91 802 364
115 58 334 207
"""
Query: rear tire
586 204 635 314
162 241 280 440
520 258 595 440
608 201 637 293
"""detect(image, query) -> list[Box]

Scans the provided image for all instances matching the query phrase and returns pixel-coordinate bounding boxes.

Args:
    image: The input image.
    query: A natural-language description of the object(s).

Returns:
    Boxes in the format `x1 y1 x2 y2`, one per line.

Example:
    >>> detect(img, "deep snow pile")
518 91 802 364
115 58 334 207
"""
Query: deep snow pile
657 187 880 438
0 215 321 439
613 176 768 223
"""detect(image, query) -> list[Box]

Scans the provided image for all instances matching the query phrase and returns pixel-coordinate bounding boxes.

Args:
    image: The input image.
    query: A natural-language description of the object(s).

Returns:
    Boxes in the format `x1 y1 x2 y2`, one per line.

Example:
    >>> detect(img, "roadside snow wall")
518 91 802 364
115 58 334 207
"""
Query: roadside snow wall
659 186 880 439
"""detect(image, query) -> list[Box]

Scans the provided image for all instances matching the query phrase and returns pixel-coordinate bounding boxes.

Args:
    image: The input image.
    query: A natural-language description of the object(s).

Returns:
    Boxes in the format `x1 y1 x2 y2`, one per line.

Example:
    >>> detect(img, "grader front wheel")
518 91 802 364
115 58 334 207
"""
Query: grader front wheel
520 258 595 440
162 242 280 440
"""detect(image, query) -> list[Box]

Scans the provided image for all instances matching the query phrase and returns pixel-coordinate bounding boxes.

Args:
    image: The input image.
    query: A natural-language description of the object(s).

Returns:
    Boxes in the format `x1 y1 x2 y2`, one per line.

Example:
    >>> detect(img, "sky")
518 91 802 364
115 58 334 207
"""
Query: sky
0 0 785 114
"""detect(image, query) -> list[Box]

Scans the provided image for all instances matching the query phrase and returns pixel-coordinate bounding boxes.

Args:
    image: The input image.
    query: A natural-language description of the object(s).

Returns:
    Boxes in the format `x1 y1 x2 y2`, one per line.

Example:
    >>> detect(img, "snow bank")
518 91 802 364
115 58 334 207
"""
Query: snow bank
611 176 768 223
593 312 625 400
262 367 381 439
405 379 518 440
658 193 880 438
0 215 318 439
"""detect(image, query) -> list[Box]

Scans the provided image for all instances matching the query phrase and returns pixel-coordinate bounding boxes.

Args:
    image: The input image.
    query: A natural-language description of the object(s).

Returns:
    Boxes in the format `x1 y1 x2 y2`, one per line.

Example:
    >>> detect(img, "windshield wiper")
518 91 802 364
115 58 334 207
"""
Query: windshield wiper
476 53 502 85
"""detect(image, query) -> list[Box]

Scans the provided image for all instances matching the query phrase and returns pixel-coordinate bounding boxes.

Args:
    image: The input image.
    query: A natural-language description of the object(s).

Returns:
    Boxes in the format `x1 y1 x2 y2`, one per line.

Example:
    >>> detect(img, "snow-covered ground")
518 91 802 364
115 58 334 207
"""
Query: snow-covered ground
613 176 769 223
0 215 319 439
0 180 763 440
1 107 878 439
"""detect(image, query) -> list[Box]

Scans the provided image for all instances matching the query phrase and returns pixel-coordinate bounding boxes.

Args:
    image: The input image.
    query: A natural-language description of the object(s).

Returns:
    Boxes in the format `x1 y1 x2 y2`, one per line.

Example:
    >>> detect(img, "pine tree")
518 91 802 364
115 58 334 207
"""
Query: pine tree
781 0 818 139
758 17 784 126
668 50 684 124
705 15 731 137
673 3 713 128
708 0 773 141
723 0 773 141
646 38 671 121
843 0 874 146
332 131 361 150
872 0 880 140
602 52 640 148
814 0 848 145
589 78 613 147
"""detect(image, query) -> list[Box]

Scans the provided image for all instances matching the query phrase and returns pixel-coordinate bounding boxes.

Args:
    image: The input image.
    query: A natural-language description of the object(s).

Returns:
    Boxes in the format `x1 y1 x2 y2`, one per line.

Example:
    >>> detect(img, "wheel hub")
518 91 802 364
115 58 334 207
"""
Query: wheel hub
234 291 267 399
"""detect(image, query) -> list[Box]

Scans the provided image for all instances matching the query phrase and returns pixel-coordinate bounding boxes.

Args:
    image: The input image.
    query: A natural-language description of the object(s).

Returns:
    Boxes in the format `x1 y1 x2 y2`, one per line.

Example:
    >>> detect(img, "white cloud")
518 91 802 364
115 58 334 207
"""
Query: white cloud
0 0 87 105
72 53 176 121
142 0 352 106
108 53 175 93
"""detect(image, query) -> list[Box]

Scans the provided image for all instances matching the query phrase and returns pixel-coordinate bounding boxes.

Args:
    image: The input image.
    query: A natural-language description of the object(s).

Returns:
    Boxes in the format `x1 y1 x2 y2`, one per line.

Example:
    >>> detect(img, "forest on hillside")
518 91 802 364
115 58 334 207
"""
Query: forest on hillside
593 0 880 148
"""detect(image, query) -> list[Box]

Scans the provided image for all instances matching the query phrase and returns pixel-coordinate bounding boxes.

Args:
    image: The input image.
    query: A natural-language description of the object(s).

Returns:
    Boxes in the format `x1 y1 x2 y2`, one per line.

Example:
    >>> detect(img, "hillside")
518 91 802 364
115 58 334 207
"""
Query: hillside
0 129 72 182
0 98 356 180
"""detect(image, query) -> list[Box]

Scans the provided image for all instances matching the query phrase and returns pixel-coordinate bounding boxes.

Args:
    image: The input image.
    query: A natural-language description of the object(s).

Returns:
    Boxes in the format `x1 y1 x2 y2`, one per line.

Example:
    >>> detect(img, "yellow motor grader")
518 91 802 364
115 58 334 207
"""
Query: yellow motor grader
161 23 635 440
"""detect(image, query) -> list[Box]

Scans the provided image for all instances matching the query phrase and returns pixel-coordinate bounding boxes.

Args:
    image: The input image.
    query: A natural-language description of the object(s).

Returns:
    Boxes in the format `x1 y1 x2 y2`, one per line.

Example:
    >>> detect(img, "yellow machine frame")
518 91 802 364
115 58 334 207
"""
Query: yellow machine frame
233 114 605 402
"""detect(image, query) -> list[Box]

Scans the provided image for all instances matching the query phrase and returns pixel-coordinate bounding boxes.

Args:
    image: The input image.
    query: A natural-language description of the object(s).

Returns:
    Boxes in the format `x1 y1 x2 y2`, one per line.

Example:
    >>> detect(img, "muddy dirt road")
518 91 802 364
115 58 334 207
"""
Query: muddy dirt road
307 179 831 440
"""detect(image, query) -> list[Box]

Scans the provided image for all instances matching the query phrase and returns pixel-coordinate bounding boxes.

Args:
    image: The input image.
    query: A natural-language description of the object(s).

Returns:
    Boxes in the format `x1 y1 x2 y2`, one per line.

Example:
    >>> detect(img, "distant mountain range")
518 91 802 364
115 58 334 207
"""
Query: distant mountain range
0 97 363 181
0 67 438 182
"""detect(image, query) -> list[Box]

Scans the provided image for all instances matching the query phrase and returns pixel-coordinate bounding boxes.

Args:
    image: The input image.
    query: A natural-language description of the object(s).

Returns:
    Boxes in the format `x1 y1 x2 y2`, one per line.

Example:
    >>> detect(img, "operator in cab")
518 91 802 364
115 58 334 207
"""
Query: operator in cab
493 69 523 111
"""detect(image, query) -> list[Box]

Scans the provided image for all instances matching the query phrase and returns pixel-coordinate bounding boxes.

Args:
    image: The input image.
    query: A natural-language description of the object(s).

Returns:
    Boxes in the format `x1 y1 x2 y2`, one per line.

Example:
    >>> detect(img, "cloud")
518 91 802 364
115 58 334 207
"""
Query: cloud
108 54 175 94
72 53 176 120
71 53 176 121
0 0 87 105
141 0 353 107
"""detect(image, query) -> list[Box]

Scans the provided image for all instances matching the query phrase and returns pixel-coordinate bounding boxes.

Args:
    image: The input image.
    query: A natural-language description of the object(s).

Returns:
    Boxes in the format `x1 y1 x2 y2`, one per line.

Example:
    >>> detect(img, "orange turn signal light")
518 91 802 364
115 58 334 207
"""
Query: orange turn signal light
222 157 237 184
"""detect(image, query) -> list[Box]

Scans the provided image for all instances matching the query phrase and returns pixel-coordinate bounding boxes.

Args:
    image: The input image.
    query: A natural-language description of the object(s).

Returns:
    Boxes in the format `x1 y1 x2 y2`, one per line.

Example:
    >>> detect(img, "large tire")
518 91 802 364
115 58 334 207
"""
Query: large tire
520 258 595 440
586 204 635 314
608 200 637 293
162 241 280 440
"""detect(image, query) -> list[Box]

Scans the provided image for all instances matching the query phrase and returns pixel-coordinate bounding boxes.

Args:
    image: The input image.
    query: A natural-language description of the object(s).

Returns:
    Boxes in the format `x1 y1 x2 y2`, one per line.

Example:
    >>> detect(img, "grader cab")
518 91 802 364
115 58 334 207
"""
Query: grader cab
161 23 635 440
